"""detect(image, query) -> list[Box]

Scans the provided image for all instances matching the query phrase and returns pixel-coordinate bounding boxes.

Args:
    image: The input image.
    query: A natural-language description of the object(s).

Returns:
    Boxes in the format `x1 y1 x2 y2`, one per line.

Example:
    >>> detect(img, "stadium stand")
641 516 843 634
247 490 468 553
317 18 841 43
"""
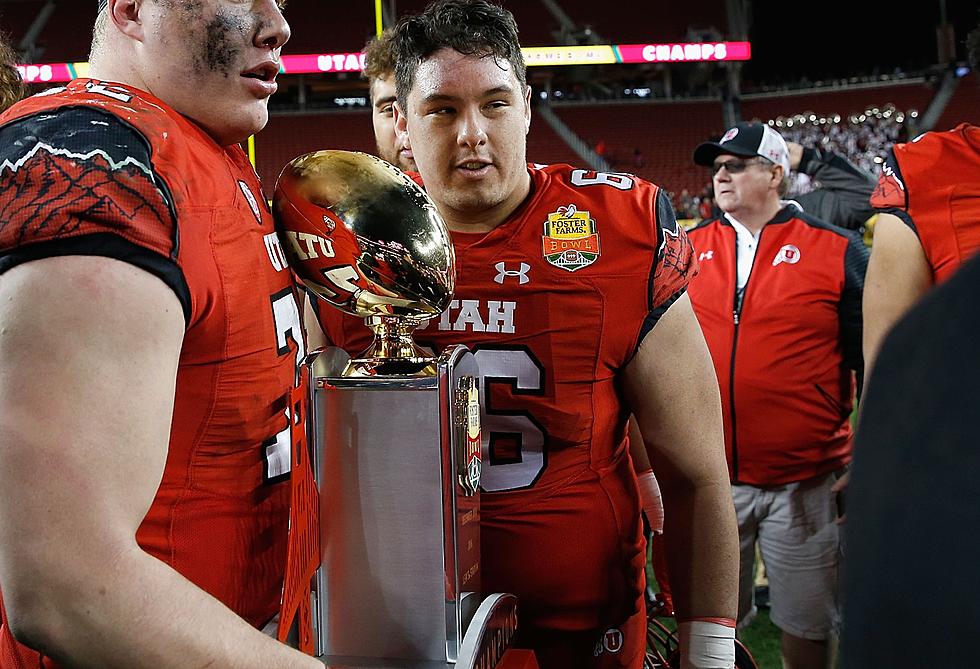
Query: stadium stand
740 82 934 127
256 111 376 195
0 1 47 55
2 1 973 217
284 1 375 55
553 100 725 195
526 105 586 169
21 1 92 63
394 0 559 46
935 72 980 130
549 0 727 43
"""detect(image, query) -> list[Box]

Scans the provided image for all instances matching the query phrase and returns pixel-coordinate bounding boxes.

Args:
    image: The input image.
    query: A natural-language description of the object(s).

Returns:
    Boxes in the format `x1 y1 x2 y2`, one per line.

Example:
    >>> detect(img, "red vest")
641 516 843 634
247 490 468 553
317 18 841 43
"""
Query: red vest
687 208 867 485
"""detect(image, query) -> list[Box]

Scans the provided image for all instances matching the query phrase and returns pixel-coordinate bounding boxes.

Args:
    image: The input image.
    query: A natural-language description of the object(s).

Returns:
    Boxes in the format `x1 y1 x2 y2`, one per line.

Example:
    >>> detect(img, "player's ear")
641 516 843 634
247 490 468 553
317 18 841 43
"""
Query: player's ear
523 86 531 135
393 101 409 143
109 0 145 42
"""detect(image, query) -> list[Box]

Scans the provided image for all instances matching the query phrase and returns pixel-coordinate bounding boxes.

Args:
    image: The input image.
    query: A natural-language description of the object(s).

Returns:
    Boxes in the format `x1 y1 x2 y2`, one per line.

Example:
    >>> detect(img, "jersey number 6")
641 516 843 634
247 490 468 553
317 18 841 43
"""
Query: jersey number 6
473 347 549 493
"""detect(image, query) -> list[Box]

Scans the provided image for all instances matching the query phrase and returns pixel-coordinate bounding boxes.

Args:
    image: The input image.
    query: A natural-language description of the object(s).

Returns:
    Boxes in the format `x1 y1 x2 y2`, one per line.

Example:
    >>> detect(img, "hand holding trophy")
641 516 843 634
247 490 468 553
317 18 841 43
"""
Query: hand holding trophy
272 151 524 668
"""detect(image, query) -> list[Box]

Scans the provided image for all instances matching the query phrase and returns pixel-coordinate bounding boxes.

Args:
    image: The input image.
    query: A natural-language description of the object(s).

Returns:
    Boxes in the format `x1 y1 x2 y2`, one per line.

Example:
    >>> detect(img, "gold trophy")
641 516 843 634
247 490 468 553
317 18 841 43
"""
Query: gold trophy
275 150 453 377
273 151 516 668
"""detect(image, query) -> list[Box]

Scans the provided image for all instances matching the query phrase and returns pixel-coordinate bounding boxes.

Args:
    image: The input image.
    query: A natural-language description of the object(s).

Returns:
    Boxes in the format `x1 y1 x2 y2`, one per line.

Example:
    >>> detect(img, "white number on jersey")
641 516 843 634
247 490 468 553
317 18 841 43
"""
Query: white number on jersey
569 169 635 191
264 288 306 482
473 347 548 492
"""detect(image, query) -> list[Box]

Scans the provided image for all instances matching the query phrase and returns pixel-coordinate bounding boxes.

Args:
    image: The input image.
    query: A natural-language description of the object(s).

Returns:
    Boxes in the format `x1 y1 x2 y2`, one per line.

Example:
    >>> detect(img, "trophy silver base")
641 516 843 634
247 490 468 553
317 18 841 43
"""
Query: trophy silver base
310 345 482 662
318 594 518 669
318 658 451 668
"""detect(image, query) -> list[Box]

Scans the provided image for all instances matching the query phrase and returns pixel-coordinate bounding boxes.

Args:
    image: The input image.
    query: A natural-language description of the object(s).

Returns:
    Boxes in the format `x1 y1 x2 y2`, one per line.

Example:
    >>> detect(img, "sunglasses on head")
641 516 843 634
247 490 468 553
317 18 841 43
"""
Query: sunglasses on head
710 157 770 175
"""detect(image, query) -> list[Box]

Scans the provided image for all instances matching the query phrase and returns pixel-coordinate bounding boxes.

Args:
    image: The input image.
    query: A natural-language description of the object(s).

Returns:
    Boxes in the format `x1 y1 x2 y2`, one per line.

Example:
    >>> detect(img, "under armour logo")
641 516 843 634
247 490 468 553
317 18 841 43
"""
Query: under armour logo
698 250 714 261
494 262 530 285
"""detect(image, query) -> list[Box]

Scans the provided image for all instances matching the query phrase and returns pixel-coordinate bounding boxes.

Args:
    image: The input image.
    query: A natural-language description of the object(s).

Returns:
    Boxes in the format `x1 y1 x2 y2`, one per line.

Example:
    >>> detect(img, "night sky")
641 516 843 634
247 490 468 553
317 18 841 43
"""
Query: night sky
743 1 978 83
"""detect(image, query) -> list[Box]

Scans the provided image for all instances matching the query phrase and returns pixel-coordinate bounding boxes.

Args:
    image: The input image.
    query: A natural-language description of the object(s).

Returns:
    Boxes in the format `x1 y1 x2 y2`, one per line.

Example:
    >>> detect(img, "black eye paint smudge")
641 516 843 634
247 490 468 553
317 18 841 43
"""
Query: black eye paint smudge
202 7 252 77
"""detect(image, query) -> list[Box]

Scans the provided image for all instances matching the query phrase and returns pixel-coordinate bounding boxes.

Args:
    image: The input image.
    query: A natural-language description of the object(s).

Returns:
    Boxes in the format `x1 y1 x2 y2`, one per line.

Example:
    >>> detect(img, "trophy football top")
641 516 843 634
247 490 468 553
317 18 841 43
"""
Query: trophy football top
273 150 455 321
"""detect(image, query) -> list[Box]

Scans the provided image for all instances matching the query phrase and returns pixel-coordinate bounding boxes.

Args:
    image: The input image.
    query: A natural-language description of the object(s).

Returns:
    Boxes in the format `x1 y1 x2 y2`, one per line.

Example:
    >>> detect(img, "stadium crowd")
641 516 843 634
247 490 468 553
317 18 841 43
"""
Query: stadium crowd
672 105 914 220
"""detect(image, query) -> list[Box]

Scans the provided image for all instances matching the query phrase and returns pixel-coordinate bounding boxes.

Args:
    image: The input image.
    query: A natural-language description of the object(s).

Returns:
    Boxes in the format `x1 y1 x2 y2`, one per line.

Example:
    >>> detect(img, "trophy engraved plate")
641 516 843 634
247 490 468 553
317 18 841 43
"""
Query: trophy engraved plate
456 376 482 497
274 151 517 667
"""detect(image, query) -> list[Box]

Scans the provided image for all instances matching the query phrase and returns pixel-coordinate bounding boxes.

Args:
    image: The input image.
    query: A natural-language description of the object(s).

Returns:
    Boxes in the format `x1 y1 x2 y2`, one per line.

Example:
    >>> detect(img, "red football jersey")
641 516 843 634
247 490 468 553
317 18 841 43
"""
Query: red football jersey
870 123 980 284
0 80 304 667
315 164 695 636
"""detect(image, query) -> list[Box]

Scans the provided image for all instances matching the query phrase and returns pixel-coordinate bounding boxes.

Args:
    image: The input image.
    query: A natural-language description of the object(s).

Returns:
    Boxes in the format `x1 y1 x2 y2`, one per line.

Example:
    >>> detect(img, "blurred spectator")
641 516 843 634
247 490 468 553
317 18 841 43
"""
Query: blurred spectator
698 108 913 213
675 188 696 220
688 121 868 669
774 108 910 181
594 138 607 158
363 30 417 171
632 147 645 169
697 193 715 220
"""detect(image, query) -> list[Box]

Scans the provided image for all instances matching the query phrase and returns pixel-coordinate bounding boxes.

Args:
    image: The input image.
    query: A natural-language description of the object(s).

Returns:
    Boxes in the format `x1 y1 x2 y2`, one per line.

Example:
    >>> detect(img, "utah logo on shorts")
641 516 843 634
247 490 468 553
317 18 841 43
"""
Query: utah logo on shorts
542 204 601 272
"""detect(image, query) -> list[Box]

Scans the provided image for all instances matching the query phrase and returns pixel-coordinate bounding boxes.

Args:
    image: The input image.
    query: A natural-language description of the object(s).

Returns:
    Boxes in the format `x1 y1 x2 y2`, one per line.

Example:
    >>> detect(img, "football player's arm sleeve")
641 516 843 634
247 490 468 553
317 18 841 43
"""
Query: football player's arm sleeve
0 108 191 323
839 231 869 382
869 148 917 236
621 292 738 626
636 189 698 346
0 257 322 669
861 212 932 385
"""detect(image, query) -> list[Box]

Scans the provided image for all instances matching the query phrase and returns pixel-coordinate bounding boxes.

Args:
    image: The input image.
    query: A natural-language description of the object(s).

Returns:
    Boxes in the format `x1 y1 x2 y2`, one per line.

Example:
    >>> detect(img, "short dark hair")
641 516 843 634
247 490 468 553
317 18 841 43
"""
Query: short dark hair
363 29 397 83
391 0 526 106
0 33 24 114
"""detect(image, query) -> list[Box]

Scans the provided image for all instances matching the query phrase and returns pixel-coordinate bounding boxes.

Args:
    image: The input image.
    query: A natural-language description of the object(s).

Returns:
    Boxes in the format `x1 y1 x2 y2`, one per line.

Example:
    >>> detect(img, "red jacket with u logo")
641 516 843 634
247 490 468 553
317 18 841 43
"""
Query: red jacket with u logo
687 206 868 485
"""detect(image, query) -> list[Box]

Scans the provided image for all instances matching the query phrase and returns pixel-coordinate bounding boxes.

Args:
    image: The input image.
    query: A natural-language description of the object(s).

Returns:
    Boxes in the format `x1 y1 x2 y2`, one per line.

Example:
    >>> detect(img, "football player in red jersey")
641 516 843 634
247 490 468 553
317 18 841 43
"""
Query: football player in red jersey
307 1 739 667
0 2 320 668
829 22 980 520
861 20 980 375
862 126 980 371
363 29 418 172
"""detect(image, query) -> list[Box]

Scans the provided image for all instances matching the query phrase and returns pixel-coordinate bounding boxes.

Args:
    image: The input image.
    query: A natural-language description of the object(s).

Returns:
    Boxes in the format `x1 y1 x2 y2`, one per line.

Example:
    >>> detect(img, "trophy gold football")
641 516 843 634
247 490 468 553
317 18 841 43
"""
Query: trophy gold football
272 151 517 668
274 149 453 377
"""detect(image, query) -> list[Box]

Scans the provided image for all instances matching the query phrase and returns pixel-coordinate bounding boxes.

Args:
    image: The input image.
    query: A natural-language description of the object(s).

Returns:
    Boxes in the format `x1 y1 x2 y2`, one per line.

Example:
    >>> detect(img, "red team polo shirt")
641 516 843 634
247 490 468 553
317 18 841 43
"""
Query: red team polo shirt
0 80 304 667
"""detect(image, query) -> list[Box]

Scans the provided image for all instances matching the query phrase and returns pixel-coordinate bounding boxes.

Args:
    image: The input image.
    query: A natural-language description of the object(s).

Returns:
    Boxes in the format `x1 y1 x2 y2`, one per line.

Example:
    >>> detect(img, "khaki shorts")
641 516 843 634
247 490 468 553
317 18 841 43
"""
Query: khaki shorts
733 471 841 640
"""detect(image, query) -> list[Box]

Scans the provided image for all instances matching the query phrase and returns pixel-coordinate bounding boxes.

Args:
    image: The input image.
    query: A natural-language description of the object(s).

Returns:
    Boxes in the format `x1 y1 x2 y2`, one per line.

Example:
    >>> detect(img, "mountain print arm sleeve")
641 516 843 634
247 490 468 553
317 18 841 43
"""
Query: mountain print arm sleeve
0 106 189 320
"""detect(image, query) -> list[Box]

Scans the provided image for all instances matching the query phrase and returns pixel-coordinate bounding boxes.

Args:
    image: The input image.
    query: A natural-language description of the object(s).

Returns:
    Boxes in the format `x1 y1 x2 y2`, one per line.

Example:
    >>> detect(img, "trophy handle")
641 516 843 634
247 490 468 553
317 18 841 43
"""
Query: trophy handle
455 593 520 669
344 315 439 377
